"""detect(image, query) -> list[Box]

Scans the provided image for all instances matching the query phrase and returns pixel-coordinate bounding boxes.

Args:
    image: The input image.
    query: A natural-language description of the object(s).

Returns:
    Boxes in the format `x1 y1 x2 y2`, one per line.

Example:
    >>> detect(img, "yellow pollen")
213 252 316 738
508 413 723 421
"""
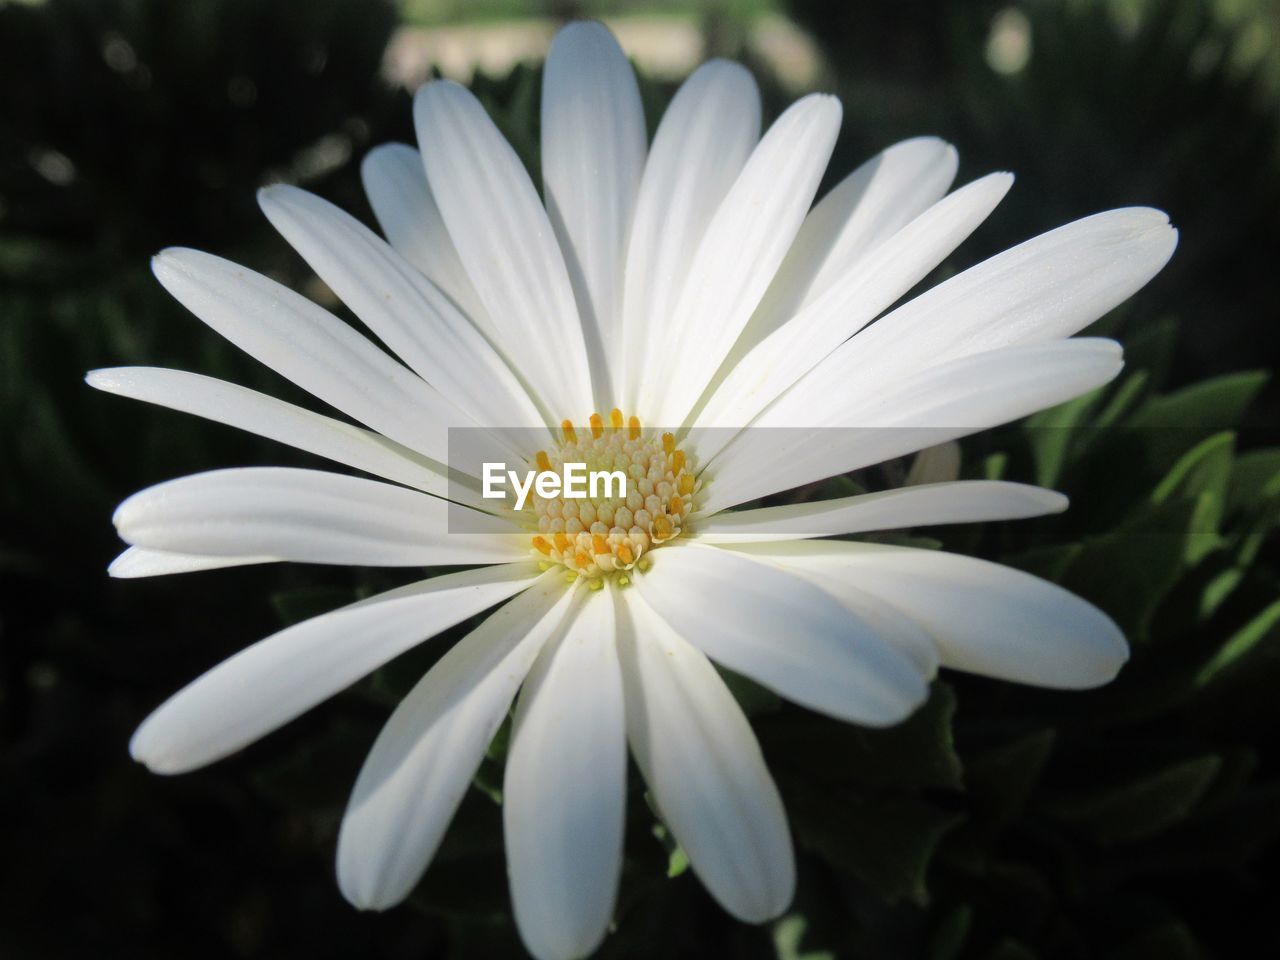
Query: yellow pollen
526 411 700 579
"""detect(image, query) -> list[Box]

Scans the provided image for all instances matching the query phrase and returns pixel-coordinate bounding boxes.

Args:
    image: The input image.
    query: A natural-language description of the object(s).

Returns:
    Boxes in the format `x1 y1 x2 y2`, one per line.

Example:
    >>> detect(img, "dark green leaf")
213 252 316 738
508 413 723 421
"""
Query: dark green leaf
965 729 1056 823
1042 755 1221 843
788 783 962 903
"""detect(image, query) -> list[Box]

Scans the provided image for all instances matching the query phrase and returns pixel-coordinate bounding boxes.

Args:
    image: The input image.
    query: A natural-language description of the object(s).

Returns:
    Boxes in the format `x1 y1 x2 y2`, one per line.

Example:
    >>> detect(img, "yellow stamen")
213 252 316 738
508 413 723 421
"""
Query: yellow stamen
527 409 698 579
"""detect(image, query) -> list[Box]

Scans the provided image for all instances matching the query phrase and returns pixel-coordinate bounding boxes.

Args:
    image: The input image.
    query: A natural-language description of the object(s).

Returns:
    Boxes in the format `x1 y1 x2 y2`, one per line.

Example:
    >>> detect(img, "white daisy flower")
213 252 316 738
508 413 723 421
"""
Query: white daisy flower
90 21 1177 960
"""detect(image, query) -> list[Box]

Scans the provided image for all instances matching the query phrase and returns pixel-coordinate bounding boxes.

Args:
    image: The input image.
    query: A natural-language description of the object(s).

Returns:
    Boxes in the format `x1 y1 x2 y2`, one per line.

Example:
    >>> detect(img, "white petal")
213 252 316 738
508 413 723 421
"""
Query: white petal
258 185 544 433
785 574 941 678
694 481 1066 542
113 467 526 566
702 339 1124 514
619 60 760 411
542 22 646 401
728 540 1128 688
360 142 492 333
760 207 1177 426
617 587 794 921
130 563 542 773
108 545 273 578
337 574 576 909
905 441 962 486
87 367 451 496
692 173 1013 448
413 80 593 416
647 94 841 427
505 586 625 960
633 542 928 725
743 136 959 351
152 248 459 463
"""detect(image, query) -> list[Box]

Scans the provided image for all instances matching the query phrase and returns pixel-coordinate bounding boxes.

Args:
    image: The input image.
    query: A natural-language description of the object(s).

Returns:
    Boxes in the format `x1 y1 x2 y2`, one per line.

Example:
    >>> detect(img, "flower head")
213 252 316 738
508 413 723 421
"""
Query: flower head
91 20 1176 960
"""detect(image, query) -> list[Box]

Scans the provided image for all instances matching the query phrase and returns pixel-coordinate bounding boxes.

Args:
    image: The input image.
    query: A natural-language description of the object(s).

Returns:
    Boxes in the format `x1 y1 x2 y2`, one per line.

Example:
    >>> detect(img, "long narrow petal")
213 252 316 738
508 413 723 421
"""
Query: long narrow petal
152 248 460 463
108 545 273 578
542 22 646 400
727 540 1128 688
693 173 1012 448
258 185 545 433
740 136 959 353
781 572 941 678
414 80 593 416
647 94 841 427
114 467 527 566
755 208 1177 427
905 441 962 486
87 367 451 496
694 481 1065 541
337 574 577 909
360 142 492 333
617 587 794 922
619 60 760 411
633 542 927 725
505 587 625 960
702 339 1123 514
130 563 542 773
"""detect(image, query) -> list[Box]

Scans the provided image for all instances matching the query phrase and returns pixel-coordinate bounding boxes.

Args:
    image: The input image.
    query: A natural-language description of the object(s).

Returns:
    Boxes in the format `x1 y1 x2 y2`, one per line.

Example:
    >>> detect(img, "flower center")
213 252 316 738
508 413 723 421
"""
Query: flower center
527 410 697 583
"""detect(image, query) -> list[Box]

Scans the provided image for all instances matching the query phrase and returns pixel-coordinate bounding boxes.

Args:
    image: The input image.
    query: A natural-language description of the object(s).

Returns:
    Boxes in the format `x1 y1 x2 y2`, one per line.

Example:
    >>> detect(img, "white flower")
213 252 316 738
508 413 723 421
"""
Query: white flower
90 21 1177 960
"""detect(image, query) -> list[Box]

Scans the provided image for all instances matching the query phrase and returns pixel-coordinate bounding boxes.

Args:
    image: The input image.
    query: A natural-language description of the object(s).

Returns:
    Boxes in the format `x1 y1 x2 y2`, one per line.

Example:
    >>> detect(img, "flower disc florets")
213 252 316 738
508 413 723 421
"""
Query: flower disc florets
528 410 698 581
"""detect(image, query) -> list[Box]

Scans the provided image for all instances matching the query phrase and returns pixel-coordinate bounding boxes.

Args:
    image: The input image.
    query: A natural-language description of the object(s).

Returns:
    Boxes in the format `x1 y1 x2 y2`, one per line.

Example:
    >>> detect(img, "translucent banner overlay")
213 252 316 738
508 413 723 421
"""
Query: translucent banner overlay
445 425 1250 538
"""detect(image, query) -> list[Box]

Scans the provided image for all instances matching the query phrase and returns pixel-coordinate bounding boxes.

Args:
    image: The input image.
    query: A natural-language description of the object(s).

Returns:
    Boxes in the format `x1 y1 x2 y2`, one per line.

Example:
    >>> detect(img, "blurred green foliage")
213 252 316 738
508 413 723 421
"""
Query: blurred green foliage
2 0 1279 958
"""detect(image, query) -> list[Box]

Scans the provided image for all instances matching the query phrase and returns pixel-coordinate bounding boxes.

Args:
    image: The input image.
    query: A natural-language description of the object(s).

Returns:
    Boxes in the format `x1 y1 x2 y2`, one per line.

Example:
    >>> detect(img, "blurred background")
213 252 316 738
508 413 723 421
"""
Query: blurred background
2 1 1279 958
